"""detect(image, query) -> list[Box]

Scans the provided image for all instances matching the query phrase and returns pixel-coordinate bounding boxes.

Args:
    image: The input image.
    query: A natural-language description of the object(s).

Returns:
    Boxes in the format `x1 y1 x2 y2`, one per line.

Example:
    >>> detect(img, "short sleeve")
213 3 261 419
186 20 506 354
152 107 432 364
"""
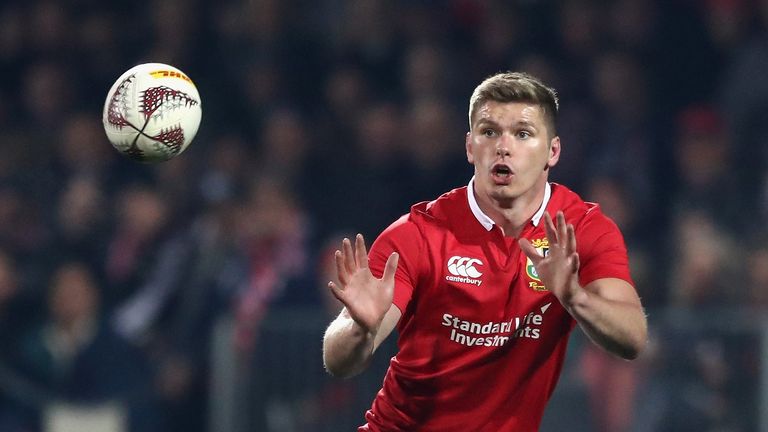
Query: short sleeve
368 214 424 314
575 207 634 287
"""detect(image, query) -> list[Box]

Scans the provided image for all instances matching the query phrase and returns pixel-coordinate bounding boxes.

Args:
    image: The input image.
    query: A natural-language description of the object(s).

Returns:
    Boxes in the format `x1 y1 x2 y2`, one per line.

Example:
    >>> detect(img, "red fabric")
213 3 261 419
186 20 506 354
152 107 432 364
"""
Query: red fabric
362 183 633 432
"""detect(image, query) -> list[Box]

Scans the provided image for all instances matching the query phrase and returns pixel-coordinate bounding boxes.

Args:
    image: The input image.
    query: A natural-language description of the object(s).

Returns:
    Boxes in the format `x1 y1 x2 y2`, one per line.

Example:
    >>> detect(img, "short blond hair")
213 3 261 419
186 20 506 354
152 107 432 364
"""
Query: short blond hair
468 72 559 135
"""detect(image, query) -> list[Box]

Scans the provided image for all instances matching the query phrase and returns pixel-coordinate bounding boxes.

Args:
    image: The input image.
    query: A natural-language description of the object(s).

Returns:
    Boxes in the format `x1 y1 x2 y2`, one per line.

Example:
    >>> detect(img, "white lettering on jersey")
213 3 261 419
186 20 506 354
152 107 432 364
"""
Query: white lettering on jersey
440 303 552 347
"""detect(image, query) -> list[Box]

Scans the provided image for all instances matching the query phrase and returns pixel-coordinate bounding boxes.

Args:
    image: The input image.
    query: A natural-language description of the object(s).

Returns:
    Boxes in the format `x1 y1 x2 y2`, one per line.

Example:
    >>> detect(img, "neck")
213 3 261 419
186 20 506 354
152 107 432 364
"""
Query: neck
474 179 548 237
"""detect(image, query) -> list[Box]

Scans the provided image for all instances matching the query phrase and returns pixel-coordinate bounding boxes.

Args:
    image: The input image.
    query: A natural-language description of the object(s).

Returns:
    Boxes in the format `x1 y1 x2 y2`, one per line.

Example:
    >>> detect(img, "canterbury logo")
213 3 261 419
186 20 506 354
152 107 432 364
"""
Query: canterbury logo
447 256 484 278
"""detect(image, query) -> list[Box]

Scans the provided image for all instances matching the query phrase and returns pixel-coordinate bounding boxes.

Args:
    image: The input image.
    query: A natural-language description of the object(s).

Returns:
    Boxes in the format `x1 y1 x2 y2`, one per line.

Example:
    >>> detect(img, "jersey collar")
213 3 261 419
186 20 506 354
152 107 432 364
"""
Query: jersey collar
467 177 552 231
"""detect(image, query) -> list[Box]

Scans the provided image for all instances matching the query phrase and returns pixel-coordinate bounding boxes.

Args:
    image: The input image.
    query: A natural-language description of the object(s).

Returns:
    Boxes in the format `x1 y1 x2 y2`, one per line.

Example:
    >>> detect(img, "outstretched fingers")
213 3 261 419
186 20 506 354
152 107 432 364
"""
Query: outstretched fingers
518 238 543 265
335 250 349 286
355 234 369 269
543 212 558 246
556 211 568 244
342 237 356 274
566 223 577 255
382 252 399 283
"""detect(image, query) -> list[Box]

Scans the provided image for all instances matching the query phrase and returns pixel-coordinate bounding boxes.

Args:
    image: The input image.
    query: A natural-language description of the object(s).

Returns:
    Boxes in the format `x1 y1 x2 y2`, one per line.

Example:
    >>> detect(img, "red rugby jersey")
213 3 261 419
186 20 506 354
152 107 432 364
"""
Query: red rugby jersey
362 180 633 432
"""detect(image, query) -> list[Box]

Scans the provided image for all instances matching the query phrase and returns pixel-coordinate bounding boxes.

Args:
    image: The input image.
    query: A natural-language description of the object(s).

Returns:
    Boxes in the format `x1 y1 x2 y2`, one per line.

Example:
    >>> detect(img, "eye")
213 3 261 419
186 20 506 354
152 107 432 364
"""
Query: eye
516 130 532 139
482 128 497 138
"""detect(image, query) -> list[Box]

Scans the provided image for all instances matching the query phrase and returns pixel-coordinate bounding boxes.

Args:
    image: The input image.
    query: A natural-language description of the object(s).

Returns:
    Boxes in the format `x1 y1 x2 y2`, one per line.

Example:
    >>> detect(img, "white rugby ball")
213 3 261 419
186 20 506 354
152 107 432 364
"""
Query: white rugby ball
102 63 202 162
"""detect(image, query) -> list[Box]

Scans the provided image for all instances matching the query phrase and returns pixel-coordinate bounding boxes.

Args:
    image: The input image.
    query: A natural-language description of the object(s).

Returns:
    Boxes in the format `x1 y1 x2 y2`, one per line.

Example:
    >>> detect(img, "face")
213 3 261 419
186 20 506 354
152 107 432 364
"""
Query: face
50 265 98 326
466 101 560 206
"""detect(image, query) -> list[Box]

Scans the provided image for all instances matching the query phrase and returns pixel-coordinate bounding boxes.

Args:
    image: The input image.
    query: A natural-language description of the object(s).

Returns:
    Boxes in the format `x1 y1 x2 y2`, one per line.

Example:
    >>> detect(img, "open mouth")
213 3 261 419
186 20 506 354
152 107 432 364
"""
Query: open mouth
493 165 512 178
491 164 513 184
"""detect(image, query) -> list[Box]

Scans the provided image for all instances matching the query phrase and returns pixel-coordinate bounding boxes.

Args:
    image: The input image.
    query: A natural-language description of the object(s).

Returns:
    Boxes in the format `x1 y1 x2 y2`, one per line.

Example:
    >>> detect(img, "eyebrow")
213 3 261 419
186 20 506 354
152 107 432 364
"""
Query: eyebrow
474 118 539 130
474 118 499 128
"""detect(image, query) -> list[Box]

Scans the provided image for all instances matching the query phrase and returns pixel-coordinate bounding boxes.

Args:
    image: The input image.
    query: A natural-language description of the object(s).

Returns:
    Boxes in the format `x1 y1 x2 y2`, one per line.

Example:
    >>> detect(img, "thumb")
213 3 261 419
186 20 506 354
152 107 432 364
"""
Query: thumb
518 239 543 264
382 252 399 282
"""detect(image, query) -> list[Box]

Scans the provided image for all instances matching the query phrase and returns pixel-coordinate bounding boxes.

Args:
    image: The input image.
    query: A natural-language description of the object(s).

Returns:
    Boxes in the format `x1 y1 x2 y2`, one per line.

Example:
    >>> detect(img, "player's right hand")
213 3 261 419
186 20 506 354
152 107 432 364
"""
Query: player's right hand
328 234 398 334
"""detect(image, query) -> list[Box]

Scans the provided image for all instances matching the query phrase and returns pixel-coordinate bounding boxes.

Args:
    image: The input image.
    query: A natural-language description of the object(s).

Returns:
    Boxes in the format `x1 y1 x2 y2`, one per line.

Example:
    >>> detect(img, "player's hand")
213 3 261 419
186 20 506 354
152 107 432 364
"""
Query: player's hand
328 234 399 334
519 211 581 305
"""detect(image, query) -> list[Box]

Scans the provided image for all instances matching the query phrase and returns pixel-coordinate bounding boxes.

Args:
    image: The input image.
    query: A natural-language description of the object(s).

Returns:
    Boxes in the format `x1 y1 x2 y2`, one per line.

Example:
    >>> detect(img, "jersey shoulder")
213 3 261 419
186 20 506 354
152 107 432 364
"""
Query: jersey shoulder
373 186 468 264
550 183 616 231
407 186 470 231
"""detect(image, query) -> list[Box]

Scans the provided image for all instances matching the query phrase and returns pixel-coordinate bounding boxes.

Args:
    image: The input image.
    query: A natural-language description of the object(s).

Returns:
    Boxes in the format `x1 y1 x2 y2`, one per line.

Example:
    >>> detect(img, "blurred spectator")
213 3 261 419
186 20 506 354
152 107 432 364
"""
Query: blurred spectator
50 176 108 271
462 1 527 80
668 209 740 308
248 231 392 432
672 105 745 232
586 51 665 230
0 5 23 67
0 249 30 354
636 335 755 432
0 187 49 290
16 262 156 432
28 1 72 55
138 0 203 68
112 188 244 432
559 0 603 59
745 244 768 309
584 176 658 305
281 233 360 431
702 0 752 54
401 42 452 103
315 63 371 163
232 174 315 352
55 112 120 183
556 0 603 98
103 185 173 310
194 134 252 214
74 8 126 92
21 61 75 130
605 0 658 51
401 98 468 202
314 101 413 239
720 4 768 217
256 108 312 198
0 248 44 432
577 176 653 432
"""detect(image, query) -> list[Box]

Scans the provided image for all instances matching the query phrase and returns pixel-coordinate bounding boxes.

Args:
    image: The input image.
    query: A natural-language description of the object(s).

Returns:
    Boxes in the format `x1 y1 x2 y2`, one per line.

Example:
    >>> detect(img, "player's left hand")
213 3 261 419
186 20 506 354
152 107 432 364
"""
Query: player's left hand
519 211 581 305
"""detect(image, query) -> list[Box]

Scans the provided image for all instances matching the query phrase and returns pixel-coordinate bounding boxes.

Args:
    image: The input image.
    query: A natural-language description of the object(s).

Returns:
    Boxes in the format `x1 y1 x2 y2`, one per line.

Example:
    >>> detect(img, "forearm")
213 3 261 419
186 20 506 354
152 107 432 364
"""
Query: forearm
322 309 376 378
565 285 648 360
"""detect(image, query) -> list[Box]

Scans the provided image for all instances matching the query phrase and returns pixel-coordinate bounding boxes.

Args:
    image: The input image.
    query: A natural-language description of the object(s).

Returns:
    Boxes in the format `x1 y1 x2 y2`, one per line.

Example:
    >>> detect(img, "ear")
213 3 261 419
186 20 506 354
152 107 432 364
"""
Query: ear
547 136 561 169
465 132 474 164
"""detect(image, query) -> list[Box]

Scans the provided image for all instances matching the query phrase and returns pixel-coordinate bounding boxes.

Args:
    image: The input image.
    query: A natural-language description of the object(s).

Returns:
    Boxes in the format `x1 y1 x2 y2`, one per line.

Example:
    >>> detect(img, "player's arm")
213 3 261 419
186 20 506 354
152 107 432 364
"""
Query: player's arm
322 234 400 378
566 277 646 360
323 303 401 378
520 212 647 360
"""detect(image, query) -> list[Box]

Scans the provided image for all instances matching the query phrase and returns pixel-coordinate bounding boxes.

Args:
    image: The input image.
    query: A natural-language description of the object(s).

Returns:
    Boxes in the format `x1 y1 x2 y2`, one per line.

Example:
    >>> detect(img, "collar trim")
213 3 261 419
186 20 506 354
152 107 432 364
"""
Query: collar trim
531 182 552 227
467 178 552 231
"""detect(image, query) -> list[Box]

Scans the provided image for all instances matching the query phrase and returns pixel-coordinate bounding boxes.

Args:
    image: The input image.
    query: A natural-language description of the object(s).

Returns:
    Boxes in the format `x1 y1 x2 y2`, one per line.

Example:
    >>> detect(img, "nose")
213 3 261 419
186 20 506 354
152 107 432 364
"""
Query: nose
495 132 512 158
495 145 510 158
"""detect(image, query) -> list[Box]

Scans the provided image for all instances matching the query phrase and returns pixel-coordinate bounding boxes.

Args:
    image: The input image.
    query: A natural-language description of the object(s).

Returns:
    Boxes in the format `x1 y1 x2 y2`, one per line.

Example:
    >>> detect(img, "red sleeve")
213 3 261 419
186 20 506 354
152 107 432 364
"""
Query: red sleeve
368 214 424 314
575 206 634 287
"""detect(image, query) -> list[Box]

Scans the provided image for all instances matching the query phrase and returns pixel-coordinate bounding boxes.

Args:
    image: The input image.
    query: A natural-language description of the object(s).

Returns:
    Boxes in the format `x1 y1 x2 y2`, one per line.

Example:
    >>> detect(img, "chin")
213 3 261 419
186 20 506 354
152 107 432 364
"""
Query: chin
489 185 520 202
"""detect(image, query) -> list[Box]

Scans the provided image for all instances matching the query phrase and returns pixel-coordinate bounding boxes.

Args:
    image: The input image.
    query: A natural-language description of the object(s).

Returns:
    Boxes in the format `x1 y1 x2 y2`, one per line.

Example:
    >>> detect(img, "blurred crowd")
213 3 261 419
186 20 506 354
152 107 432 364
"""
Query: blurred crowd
0 0 767 431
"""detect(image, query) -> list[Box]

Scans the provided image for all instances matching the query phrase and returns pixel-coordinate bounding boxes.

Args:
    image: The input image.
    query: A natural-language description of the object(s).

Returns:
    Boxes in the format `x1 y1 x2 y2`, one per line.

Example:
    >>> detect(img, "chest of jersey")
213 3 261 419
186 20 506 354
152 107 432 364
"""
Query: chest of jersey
404 224 568 354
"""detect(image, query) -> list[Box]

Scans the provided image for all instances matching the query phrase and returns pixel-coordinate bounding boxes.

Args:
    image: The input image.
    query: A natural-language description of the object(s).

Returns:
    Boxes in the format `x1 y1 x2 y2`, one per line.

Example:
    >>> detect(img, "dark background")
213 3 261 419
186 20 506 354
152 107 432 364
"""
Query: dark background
0 1 766 431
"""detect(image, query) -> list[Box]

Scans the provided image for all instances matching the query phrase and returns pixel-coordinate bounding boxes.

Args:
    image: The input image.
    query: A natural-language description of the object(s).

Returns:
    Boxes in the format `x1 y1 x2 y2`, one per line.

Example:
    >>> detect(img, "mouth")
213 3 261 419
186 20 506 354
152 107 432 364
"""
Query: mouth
491 164 514 185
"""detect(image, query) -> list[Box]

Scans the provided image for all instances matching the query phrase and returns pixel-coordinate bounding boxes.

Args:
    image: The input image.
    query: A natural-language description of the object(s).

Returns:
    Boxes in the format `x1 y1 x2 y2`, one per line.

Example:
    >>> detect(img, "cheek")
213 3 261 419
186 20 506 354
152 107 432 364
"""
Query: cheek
521 145 550 171
467 141 490 164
